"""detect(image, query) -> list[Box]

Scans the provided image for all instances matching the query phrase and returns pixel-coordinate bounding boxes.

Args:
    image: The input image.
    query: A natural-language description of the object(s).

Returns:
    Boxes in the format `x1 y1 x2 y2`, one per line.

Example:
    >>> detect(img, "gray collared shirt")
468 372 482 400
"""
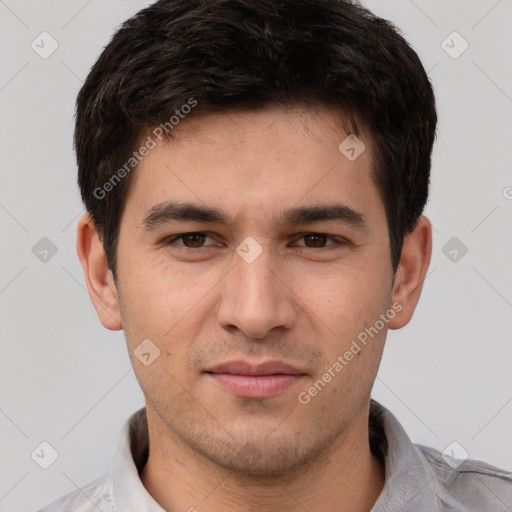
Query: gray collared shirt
38 400 512 511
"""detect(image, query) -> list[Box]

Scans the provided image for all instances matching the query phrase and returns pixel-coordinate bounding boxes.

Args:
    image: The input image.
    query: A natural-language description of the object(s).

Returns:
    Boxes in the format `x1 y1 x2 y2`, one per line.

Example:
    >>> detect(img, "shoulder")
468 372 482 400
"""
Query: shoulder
416 444 512 509
37 473 112 512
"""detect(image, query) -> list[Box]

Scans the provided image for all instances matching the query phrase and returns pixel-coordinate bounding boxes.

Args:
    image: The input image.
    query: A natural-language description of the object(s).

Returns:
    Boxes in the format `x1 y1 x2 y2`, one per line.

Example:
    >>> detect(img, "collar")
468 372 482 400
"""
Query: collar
369 400 441 511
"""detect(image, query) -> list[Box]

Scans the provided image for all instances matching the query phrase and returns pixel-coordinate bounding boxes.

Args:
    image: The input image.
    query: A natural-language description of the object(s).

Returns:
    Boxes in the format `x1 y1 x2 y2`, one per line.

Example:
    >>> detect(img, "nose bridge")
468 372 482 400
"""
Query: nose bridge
237 248 279 301
216 244 296 338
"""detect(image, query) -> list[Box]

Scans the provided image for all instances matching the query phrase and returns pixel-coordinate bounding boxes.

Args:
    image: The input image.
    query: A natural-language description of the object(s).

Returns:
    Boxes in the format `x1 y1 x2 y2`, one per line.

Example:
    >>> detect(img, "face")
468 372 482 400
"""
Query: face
113 106 399 476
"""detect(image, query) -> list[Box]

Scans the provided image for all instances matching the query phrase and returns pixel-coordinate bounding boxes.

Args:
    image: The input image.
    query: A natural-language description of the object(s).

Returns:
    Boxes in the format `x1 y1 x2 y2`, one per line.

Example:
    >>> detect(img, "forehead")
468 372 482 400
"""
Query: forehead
123 106 384 229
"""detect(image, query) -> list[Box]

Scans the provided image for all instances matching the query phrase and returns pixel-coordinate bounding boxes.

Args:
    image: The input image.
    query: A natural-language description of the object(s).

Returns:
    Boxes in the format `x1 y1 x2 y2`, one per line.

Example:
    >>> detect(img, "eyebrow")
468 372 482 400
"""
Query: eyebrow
139 201 368 232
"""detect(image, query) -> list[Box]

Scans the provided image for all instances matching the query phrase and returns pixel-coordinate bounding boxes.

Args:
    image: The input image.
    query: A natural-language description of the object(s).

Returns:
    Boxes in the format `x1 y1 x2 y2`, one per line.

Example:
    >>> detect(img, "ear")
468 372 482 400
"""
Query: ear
388 216 432 329
76 213 123 330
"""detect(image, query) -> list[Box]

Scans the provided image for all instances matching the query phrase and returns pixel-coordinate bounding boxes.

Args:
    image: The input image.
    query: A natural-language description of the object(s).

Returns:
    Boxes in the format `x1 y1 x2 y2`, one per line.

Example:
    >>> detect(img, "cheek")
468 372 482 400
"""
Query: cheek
120 257 196 324
302 263 389 337
118 261 218 371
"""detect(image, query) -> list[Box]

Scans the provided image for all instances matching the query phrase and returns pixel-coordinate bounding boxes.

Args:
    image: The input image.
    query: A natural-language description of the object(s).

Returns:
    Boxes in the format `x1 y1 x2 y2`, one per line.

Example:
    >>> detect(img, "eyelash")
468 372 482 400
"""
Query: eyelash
162 232 348 251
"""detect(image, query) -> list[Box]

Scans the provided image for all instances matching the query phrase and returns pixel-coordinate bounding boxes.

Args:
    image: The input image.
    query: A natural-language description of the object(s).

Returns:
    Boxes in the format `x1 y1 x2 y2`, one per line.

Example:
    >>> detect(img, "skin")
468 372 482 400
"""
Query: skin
77 105 432 512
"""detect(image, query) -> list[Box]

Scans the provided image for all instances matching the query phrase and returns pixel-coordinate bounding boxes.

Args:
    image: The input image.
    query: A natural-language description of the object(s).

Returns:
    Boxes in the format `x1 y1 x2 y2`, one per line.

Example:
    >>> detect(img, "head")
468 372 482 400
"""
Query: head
76 0 435 476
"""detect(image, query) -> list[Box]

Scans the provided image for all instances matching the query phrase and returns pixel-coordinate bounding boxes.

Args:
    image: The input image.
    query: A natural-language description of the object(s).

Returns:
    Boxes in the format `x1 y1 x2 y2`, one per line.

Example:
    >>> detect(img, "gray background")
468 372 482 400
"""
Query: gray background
0 1 511 510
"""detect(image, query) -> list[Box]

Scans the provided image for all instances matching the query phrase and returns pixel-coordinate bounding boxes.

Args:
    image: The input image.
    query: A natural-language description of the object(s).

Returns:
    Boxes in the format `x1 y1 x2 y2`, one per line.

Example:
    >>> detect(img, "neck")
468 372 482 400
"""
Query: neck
140 403 385 512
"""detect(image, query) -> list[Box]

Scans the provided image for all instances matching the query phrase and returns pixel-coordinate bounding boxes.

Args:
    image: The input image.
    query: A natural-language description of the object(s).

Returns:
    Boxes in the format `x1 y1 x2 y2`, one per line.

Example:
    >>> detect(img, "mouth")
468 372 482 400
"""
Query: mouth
203 360 307 399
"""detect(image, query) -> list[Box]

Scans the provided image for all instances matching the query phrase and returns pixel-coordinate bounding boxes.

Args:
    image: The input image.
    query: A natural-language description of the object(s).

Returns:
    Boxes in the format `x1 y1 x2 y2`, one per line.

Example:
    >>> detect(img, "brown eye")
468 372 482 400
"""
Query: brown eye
292 233 348 251
180 233 207 247
164 233 215 249
303 234 328 247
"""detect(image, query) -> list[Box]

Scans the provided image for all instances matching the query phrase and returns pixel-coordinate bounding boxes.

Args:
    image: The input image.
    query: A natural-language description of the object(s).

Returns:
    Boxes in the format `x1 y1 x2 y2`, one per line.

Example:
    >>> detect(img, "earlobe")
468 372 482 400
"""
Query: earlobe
388 216 432 330
76 213 123 330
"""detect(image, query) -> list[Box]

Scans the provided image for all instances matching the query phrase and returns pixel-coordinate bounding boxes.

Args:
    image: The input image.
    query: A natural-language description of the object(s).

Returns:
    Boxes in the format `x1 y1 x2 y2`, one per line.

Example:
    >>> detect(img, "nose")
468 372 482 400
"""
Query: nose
216 246 298 339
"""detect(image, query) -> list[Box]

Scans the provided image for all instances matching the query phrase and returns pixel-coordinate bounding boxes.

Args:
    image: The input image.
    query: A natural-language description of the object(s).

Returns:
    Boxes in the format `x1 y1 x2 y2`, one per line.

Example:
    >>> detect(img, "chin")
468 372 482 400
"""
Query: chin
187 428 334 479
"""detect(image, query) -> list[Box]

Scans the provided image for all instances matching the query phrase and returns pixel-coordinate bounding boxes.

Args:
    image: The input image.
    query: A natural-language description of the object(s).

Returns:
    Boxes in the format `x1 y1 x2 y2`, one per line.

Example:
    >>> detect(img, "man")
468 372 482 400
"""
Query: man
39 0 512 510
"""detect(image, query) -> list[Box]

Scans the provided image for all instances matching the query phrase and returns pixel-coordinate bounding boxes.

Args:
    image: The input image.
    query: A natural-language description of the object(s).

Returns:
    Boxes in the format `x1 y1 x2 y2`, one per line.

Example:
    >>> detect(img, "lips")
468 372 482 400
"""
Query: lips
204 360 306 399
206 360 304 376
